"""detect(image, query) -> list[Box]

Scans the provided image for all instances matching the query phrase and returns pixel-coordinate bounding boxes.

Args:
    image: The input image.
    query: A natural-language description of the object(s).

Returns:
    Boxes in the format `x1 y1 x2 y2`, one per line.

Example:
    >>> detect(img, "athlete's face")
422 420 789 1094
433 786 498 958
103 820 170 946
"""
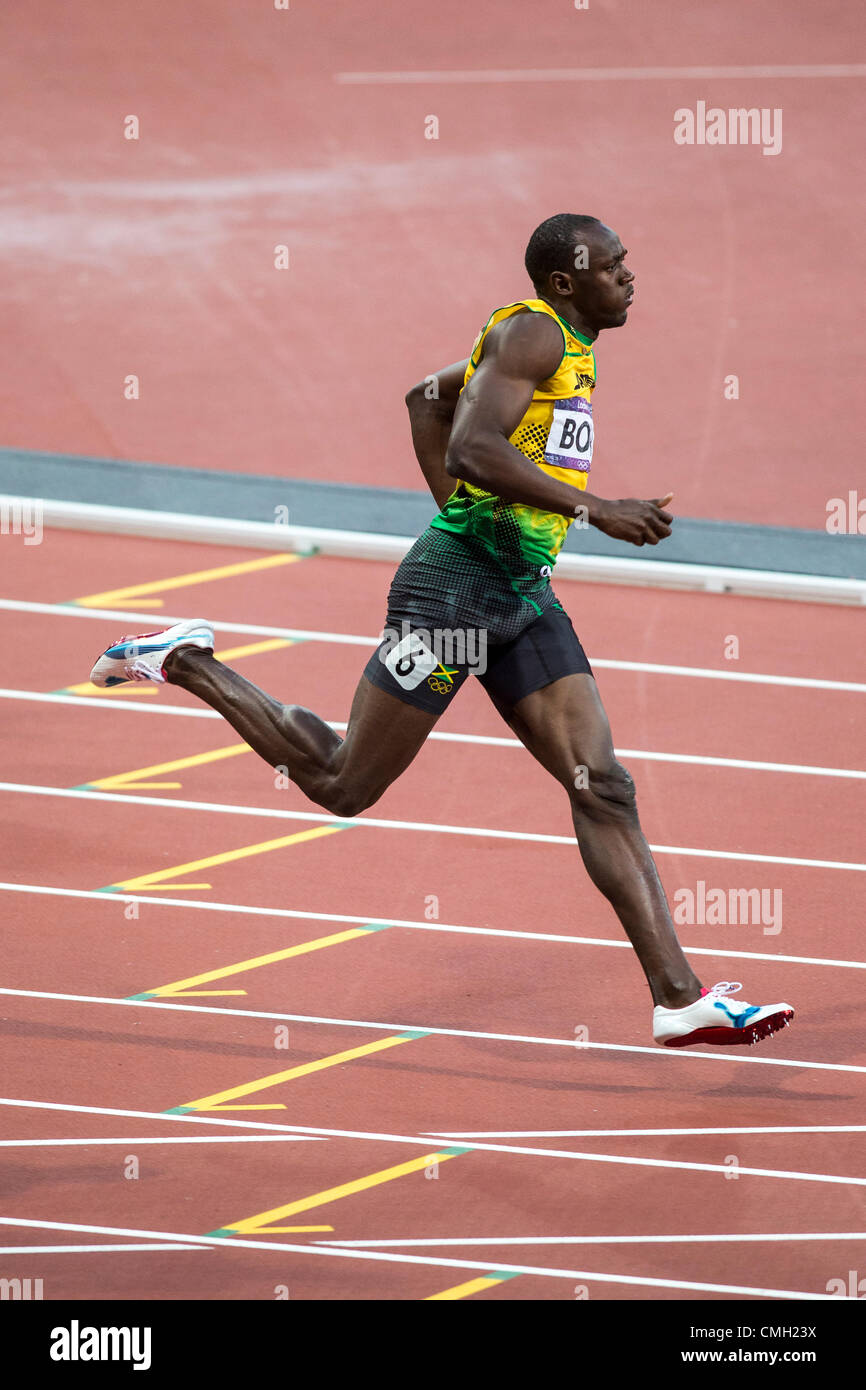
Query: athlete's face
553 227 635 331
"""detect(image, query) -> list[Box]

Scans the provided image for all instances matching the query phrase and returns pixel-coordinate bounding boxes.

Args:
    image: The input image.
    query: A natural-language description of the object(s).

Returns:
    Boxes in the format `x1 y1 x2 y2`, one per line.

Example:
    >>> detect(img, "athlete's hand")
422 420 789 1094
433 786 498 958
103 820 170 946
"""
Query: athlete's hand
593 493 674 546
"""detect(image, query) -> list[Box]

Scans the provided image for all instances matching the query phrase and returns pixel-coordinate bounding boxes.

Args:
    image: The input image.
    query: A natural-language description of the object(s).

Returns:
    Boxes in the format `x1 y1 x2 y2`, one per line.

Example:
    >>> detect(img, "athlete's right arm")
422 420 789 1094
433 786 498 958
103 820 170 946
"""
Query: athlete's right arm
405 358 471 509
446 312 674 546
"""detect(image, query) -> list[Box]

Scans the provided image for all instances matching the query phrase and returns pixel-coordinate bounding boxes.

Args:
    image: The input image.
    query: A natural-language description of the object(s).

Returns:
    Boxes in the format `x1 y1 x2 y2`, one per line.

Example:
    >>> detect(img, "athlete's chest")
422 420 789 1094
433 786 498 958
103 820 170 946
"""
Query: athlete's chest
563 348 596 397
536 351 597 473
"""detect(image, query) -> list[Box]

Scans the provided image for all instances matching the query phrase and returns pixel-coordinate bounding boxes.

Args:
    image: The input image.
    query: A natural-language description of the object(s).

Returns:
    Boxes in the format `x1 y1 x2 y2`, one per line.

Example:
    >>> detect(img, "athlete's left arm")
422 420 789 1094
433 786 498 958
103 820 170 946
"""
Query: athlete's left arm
405 359 470 508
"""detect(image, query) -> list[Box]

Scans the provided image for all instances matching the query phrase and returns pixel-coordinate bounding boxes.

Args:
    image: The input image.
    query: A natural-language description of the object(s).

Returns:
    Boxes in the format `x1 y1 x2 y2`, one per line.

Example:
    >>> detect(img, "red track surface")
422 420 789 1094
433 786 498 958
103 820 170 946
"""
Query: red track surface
1 0 864 1306
1 1 863 524
1 528 865 1300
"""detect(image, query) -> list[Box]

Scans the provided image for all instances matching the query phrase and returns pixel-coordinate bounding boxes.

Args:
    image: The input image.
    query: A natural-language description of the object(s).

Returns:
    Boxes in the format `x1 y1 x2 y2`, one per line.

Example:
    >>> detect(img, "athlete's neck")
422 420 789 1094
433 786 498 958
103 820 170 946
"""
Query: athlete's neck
538 296 598 344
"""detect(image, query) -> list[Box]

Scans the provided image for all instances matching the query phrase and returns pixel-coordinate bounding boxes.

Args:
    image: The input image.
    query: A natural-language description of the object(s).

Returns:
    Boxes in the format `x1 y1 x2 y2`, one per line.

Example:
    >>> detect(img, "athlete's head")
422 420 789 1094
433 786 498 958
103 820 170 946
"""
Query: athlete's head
524 213 634 332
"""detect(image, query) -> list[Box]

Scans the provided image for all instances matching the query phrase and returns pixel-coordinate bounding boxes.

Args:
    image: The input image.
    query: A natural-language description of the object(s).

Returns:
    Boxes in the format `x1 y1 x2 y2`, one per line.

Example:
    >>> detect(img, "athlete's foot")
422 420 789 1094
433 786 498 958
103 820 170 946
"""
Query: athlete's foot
653 980 794 1049
89 619 214 687
653 981 703 1010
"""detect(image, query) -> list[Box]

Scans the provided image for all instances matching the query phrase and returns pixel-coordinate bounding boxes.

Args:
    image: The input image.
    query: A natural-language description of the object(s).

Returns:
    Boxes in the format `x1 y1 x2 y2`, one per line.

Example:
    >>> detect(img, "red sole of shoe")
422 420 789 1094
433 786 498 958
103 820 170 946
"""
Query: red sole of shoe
663 1009 794 1048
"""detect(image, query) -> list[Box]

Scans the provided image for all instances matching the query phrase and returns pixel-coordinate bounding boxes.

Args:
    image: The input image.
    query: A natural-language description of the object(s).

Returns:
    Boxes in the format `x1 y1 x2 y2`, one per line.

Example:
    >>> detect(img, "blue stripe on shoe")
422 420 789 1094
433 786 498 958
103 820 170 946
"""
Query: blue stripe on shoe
713 1001 762 1028
104 642 170 658
104 632 212 660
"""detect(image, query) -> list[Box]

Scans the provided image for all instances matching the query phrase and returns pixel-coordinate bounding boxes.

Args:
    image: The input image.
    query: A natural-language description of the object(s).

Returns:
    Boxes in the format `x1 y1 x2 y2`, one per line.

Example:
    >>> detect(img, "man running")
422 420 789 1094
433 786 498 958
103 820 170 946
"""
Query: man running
89 213 793 1049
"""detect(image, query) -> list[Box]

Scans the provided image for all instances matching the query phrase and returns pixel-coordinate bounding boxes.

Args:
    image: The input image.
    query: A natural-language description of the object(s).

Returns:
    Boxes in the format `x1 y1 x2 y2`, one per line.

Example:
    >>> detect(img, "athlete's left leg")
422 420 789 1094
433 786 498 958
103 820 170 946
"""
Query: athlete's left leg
162 649 437 818
485 673 702 1009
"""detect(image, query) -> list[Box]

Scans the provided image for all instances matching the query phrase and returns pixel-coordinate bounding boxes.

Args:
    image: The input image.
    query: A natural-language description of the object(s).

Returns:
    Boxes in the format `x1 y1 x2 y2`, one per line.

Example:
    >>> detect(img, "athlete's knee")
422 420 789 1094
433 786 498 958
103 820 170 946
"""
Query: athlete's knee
569 758 638 824
318 775 381 819
272 707 378 817
325 786 372 819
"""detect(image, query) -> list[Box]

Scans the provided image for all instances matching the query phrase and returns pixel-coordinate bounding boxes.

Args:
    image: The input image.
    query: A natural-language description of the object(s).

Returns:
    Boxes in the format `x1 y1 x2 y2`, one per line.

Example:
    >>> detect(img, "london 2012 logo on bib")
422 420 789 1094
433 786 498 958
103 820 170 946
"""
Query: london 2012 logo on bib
543 396 593 472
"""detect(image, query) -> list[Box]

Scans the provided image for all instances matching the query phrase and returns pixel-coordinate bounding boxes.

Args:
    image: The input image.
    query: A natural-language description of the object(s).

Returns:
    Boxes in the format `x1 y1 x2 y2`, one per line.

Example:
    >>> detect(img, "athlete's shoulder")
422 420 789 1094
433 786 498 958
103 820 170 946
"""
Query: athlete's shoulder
477 301 565 379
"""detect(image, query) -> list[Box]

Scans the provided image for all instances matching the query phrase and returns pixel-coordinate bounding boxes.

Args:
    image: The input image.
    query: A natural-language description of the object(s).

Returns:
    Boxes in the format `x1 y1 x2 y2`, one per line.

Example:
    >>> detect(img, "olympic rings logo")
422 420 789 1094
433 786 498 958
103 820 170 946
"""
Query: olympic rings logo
427 677 452 694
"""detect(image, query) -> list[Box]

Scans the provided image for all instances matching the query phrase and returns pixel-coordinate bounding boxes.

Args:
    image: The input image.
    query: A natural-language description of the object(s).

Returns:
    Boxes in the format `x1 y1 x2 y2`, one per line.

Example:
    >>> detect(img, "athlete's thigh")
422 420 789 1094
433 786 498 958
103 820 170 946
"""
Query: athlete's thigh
509 673 616 785
331 672 439 791
335 555 485 796
485 674 615 785
478 606 612 784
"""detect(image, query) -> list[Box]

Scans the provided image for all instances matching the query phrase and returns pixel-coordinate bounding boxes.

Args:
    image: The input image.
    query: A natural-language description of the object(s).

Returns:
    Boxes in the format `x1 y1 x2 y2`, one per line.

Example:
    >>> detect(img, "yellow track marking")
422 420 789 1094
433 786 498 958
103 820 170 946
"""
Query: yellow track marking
211 1149 465 1236
72 553 303 609
264 1228 332 1239
134 926 385 1000
272 1226 333 1233
106 825 348 893
87 742 249 792
63 682 158 698
61 639 294 701
426 1272 518 1300
208 639 293 663
175 1034 423 1112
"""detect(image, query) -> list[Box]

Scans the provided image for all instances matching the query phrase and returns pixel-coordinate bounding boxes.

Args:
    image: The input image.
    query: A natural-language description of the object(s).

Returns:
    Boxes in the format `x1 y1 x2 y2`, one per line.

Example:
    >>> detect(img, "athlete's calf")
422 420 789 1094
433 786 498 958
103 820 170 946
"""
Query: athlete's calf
164 650 437 819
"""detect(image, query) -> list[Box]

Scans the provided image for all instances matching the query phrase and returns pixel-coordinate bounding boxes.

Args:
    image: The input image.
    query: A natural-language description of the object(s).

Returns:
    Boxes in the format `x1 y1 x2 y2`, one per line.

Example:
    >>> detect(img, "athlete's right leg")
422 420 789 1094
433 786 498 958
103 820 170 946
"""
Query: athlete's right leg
163 646 437 818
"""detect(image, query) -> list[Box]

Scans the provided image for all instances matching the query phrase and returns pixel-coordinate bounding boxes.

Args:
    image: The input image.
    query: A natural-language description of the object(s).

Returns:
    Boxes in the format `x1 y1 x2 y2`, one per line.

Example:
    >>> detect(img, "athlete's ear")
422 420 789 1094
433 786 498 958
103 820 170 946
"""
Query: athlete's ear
549 269 575 296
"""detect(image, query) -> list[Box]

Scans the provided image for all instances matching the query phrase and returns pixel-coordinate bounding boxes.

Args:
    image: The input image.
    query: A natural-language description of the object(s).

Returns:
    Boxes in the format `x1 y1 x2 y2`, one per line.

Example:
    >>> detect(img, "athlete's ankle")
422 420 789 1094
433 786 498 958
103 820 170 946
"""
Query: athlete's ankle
653 981 703 1010
163 646 211 682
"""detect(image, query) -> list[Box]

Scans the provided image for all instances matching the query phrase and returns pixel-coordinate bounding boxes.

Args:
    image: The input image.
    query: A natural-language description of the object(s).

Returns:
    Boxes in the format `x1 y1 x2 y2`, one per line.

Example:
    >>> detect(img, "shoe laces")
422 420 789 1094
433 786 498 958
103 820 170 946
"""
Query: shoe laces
705 980 748 1012
128 657 165 684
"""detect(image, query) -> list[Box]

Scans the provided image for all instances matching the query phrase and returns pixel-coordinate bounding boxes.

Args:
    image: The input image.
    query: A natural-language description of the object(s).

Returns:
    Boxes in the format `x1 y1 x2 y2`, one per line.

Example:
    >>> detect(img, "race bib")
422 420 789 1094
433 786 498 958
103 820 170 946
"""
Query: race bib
383 632 438 690
543 396 593 471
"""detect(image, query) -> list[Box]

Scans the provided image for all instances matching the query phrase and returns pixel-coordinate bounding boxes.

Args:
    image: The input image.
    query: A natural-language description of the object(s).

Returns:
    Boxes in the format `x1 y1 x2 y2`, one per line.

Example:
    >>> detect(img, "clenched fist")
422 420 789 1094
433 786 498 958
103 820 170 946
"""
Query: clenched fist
594 493 674 547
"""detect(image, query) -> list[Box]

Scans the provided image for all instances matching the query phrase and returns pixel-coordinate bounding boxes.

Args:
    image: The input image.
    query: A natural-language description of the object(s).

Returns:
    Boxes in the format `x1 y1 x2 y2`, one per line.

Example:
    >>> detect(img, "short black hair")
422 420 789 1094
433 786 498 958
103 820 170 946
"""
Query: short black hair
524 213 604 291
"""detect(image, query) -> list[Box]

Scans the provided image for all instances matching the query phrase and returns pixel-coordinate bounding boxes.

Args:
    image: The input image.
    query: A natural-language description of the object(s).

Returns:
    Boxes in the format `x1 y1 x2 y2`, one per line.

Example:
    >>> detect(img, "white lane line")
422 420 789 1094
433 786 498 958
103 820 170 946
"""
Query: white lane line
2 1101 862 1188
0 688 221 718
3 987 860 1073
0 1096 347 1134
426 1125 866 1139
322 1231 866 1249
0 1244 202 1254
0 1217 846 1299
3 783 865 873
614 749 866 780
0 1135 323 1147
336 64 866 84
595 657 866 692
347 1149 866 1188
3 597 865 691
0 600 375 648
3 882 863 971
4 688 864 779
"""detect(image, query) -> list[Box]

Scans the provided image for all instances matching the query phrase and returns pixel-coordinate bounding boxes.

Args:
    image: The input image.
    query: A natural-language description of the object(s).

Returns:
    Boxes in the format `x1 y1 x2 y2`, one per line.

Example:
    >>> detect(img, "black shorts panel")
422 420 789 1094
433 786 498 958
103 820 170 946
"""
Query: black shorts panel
362 605 592 717
476 606 593 709
362 630 475 716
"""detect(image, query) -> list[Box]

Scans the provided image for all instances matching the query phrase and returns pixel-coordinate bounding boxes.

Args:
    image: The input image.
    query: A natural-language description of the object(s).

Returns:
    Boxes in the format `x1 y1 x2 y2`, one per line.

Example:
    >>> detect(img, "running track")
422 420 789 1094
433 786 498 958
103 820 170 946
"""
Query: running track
1 0 863 527
1 527 864 1301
